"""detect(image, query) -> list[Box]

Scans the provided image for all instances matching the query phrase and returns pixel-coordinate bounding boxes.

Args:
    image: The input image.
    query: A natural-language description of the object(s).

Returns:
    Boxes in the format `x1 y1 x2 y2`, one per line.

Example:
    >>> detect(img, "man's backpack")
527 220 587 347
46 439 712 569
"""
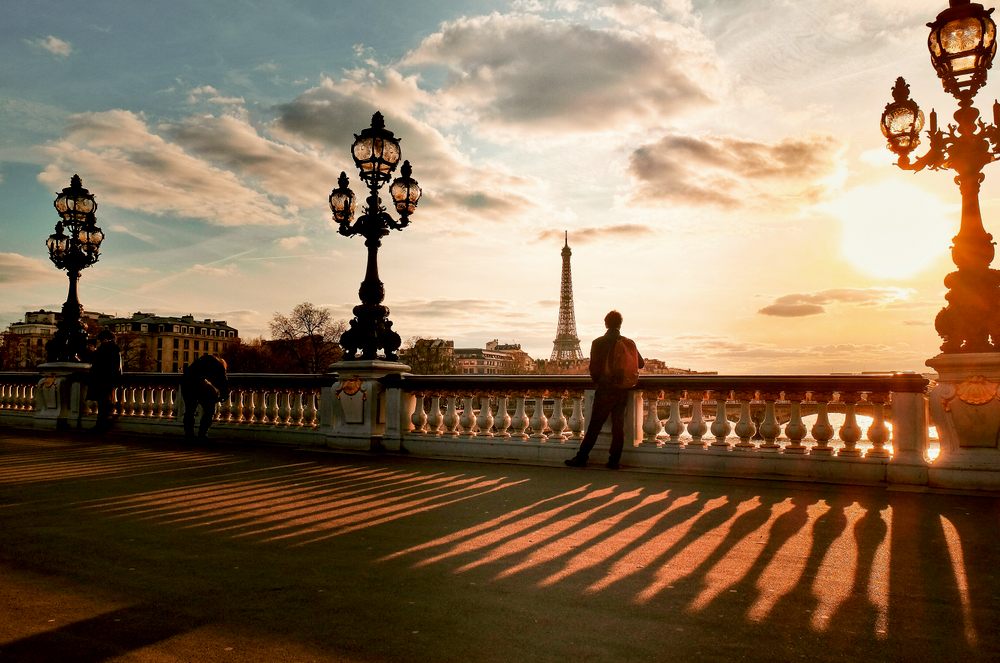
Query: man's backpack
604 337 640 389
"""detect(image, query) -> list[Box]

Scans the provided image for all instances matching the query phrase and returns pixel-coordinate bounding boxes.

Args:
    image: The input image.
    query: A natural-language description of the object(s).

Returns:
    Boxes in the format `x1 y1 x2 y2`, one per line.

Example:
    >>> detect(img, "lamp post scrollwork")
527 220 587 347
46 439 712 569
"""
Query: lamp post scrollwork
330 112 421 361
882 0 1000 353
45 174 104 362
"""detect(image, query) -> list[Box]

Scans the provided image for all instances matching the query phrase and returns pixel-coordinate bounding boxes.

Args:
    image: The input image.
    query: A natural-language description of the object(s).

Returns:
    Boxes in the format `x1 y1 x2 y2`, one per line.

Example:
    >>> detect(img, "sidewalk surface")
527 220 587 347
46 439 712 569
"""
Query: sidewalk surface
1 427 998 662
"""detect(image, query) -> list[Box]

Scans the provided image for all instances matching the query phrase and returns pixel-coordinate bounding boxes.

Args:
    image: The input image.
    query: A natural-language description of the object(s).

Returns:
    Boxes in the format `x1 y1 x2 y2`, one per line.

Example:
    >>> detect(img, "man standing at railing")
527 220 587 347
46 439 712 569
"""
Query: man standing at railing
566 310 643 470
181 354 229 440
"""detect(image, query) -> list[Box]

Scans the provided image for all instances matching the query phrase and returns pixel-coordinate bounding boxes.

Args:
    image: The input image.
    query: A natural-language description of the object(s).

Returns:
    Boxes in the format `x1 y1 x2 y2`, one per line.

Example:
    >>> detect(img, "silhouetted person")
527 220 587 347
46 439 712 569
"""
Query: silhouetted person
88 330 122 433
182 355 229 440
566 310 643 470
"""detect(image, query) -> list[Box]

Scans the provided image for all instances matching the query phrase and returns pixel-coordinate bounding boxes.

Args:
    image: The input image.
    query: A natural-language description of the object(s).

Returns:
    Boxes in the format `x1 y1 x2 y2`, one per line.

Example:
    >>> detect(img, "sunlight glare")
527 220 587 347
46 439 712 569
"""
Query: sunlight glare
818 180 957 279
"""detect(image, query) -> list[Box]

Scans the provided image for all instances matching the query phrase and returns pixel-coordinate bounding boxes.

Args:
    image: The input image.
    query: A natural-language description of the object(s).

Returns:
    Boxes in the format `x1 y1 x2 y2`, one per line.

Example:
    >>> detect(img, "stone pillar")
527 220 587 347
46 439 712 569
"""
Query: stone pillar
926 353 1000 489
34 362 90 430
326 359 410 451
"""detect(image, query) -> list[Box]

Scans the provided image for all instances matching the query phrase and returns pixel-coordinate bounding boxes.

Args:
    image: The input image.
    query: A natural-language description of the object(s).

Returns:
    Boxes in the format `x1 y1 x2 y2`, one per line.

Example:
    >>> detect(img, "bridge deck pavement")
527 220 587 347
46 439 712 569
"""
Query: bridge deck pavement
0 427 997 663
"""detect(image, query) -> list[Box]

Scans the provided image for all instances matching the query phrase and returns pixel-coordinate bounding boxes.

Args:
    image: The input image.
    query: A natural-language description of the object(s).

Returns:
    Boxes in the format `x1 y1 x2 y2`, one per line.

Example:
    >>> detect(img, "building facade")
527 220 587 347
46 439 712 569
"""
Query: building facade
102 313 239 373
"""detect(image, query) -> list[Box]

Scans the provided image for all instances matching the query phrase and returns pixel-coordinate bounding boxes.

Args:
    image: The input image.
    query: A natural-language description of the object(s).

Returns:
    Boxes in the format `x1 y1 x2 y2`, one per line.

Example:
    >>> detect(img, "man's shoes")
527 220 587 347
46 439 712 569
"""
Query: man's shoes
605 461 620 470
564 457 587 468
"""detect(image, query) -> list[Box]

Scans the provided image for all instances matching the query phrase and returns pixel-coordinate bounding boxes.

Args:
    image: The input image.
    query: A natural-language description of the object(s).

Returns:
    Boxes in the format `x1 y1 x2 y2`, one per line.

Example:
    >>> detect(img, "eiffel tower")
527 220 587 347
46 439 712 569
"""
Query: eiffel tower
551 231 584 361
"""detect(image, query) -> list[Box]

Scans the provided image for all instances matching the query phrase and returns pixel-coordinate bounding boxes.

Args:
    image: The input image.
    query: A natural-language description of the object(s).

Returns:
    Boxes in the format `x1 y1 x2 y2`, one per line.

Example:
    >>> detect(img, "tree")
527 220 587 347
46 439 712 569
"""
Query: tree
399 337 460 375
221 336 274 373
117 332 155 372
268 303 346 373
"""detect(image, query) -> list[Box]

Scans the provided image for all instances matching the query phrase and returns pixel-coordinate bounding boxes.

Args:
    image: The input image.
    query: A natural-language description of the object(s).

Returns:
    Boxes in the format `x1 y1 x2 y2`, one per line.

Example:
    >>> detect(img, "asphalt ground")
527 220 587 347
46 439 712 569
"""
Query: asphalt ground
0 427 998 663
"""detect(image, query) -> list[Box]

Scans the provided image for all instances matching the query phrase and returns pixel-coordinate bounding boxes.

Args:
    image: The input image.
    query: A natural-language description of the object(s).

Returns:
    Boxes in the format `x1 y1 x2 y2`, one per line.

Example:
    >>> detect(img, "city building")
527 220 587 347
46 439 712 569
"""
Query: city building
2 309 107 369
101 312 239 373
454 340 534 375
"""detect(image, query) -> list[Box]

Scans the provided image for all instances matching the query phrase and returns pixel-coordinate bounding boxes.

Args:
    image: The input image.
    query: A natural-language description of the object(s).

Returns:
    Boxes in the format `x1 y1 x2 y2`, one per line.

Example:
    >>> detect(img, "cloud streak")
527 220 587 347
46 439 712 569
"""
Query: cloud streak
758 287 916 317
627 132 844 210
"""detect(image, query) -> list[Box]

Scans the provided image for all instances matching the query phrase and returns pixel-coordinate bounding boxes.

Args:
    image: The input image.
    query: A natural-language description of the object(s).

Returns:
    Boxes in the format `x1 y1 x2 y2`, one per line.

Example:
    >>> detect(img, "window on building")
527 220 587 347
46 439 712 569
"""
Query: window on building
173 325 179 333
194 352 199 359
157 350 162 360
157 338 162 348
141 324 148 332
156 362 162 372
183 351 189 361
172 351 178 360
173 338 179 349
210 329 217 336
194 340 199 351
201 328 207 335
213 342 219 351
173 362 178 372
183 340 189 349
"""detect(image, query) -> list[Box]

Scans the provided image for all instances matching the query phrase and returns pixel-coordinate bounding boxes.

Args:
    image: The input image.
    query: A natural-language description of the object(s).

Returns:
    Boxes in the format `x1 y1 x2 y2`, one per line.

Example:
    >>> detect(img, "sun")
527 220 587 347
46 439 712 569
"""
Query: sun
817 180 958 280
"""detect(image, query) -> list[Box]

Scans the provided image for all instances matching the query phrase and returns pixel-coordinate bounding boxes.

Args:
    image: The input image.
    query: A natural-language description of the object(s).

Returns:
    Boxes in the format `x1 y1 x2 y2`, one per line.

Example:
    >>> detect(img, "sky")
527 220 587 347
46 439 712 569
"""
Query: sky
0 0 991 374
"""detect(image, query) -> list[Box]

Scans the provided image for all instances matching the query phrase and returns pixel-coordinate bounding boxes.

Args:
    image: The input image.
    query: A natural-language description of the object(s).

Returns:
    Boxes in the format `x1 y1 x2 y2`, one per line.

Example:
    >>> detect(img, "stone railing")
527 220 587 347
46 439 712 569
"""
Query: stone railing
2 368 986 490
382 373 931 486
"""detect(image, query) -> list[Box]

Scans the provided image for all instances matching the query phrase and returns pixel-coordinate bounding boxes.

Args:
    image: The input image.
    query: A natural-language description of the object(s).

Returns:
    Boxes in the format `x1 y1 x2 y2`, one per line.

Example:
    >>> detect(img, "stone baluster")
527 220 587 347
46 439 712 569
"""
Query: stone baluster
783 392 808 453
510 393 530 439
641 390 664 446
757 392 782 451
459 394 477 436
410 393 427 433
233 389 245 424
265 389 279 425
218 390 232 423
865 392 891 458
494 394 512 438
809 392 835 455
147 388 161 419
476 394 495 437
303 391 319 427
710 390 732 449
0 384 10 409
289 390 304 426
442 395 460 437
529 392 548 440
245 390 259 424
427 394 443 435
663 391 685 446
548 391 568 442
687 391 709 448
838 392 863 457
127 387 140 418
139 387 152 418
733 391 757 450
275 390 291 426
566 392 584 440
5 384 16 410
241 389 254 424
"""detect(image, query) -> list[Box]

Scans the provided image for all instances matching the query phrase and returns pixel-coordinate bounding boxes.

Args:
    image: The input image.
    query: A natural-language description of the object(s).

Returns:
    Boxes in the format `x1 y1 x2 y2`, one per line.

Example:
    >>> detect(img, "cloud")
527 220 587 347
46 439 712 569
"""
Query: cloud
276 236 309 250
29 36 72 57
537 224 654 244
758 287 916 317
36 110 294 226
165 114 340 211
402 10 723 136
626 132 844 210
0 253 63 284
272 81 546 228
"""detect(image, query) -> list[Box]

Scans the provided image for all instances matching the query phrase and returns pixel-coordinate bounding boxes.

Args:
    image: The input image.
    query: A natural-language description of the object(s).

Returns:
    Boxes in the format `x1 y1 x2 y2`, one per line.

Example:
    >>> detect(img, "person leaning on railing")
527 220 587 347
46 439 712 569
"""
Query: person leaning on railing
181 354 229 440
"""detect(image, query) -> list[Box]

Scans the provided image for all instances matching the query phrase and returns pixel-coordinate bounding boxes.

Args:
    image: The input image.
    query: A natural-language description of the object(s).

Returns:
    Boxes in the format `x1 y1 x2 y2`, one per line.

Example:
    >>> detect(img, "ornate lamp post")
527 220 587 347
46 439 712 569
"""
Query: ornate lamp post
884 0 1000 467
330 112 421 361
44 174 104 362
881 0 1000 353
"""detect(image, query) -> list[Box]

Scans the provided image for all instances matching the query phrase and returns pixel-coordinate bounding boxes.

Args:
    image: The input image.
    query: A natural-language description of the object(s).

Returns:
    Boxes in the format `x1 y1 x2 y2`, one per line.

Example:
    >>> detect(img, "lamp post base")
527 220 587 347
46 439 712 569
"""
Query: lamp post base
34 362 91 430
926 352 1000 469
